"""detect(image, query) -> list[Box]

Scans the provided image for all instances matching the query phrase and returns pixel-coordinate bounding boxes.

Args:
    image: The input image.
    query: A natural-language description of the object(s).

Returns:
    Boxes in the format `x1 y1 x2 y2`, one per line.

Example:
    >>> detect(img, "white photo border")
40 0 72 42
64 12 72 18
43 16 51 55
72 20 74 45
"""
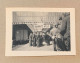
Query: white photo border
5 8 76 56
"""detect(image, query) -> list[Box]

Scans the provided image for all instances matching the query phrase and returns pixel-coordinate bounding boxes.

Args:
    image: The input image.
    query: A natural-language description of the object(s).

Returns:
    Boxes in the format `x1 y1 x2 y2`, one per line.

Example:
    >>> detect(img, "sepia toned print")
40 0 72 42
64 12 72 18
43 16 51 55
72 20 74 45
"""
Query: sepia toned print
6 8 75 56
12 12 70 51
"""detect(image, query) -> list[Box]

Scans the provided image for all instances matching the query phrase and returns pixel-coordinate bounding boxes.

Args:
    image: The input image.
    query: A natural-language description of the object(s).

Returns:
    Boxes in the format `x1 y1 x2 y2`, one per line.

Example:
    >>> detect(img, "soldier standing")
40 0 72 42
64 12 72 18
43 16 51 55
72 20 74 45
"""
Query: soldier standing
59 13 70 51
50 25 59 51
45 32 50 46
29 33 33 46
33 32 36 47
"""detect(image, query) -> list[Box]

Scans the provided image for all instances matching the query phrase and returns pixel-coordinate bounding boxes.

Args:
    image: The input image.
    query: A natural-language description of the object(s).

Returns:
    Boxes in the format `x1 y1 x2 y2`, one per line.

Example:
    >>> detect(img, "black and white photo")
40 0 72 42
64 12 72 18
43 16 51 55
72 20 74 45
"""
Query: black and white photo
6 8 75 56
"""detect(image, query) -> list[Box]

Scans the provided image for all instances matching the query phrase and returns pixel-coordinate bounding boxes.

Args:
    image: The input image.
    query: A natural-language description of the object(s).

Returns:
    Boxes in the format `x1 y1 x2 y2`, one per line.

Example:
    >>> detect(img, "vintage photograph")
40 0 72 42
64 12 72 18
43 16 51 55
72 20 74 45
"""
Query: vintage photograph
12 12 70 51
6 8 75 56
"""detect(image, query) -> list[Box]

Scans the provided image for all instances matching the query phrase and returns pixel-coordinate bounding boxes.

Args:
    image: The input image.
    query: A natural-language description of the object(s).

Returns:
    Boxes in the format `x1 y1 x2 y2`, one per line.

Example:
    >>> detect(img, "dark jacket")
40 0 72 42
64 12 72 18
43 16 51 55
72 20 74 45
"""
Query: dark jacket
60 15 70 38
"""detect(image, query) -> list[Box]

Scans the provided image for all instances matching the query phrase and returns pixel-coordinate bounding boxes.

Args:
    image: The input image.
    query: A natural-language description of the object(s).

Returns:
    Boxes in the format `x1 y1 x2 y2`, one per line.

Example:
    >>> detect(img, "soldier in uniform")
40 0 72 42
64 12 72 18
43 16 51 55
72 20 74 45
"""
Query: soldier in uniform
39 32 43 46
29 33 33 46
50 25 59 51
33 32 36 47
36 32 40 47
45 32 51 46
56 32 67 51
59 13 70 51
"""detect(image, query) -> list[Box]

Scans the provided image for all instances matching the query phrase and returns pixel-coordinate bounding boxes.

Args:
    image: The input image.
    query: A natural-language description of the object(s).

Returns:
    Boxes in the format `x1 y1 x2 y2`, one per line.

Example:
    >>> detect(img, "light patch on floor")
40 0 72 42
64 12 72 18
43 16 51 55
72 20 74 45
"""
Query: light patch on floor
12 41 54 51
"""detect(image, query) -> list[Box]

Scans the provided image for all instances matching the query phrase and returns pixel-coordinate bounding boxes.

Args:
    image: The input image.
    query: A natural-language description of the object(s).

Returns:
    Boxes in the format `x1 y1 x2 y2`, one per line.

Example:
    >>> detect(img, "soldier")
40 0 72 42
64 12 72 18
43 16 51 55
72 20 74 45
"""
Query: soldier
36 32 40 47
50 25 59 51
39 32 43 46
45 32 50 46
59 13 70 51
29 33 33 46
32 32 36 47
56 32 67 51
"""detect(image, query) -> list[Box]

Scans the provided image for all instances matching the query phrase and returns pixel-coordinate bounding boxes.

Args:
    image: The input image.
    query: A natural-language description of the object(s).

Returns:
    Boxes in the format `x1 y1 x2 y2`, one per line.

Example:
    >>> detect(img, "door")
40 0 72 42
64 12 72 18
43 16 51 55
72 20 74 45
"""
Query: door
16 29 28 41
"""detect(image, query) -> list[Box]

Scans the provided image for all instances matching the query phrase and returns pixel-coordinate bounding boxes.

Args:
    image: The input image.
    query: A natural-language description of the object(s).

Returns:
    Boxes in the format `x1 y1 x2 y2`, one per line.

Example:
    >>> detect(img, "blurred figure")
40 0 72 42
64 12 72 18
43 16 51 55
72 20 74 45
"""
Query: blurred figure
39 32 43 46
45 32 51 46
59 13 70 51
32 32 36 47
42 32 45 42
50 25 59 51
36 32 40 47
29 33 33 46
56 32 67 51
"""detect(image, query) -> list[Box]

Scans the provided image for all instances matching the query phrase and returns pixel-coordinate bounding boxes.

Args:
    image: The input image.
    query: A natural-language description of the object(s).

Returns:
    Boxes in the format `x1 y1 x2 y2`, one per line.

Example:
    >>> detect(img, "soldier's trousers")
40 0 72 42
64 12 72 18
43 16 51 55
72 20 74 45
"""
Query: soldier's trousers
29 40 32 46
57 38 67 51
64 37 70 51
33 41 36 46
53 38 57 51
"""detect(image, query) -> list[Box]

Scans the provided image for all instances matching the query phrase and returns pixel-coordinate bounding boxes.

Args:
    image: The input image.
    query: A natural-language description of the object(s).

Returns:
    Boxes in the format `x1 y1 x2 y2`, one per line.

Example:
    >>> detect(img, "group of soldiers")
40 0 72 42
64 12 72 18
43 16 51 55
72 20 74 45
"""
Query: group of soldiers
29 32 51 47
29 13 70 51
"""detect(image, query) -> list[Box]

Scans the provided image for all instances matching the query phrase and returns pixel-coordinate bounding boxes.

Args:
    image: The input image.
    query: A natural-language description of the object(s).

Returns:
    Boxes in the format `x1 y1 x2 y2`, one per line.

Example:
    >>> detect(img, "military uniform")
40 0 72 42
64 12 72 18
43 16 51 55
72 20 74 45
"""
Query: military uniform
29 33 33 46
50 27 59 51
45 34 50 46
33 34 36 47
60 14 70 51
